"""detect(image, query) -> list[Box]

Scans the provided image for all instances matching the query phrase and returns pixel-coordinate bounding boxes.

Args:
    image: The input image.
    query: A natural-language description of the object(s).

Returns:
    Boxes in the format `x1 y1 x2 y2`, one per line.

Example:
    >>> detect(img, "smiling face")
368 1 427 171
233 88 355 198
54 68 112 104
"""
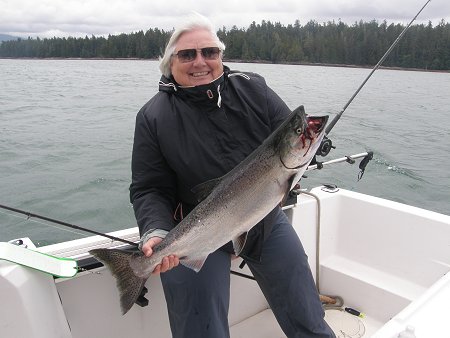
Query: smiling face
170 29 223 87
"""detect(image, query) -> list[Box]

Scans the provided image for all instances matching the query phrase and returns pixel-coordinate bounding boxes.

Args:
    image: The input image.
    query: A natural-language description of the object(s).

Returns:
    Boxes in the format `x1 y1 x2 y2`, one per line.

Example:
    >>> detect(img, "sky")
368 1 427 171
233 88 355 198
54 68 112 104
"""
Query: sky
0 0 448 39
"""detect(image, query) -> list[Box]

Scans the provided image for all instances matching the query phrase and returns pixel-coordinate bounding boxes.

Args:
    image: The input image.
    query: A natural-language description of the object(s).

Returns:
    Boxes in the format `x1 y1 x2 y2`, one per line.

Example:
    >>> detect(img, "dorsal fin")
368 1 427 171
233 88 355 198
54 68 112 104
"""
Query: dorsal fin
191 177 223 202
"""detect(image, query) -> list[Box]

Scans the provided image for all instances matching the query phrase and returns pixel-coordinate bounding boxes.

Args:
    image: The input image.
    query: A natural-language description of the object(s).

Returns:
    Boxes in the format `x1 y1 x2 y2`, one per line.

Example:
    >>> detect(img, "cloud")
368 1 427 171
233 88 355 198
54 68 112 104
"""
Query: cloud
0 0 447 38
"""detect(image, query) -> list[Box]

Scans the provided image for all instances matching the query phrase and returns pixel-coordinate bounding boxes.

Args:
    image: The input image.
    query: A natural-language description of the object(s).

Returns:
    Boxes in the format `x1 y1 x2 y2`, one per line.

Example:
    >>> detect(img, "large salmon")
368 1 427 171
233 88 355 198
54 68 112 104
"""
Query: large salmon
90 105 328 314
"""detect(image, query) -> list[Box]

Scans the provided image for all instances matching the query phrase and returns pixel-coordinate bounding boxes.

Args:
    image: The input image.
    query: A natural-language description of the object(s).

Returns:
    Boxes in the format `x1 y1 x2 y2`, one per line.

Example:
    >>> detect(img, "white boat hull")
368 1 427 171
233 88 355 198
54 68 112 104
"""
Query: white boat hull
1 187 450 337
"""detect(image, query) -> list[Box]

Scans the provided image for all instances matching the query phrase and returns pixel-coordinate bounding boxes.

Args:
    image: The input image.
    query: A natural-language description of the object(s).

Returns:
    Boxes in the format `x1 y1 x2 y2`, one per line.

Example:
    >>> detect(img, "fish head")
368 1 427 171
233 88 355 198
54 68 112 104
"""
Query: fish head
276 106 328 170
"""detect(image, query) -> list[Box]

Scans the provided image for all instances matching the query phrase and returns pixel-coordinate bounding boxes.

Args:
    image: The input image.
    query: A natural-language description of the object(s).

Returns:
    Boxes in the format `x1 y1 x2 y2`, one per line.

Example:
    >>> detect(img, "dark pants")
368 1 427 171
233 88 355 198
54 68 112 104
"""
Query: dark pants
160 211 335 338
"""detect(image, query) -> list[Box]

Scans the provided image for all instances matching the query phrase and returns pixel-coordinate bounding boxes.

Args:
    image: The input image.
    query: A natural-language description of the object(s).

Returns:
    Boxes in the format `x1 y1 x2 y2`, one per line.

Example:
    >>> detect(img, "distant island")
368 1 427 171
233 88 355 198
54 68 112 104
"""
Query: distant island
0 34 19 42
1 19 449 71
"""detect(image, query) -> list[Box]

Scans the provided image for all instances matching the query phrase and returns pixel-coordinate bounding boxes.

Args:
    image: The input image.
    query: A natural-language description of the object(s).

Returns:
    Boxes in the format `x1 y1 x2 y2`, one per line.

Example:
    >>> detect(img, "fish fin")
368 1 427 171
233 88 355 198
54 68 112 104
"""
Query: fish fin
89 248 147 315
232 232 248 256
280 191 290 207
280 174 296 207
289 172 303 195
191 177 223 202
180 255 208 272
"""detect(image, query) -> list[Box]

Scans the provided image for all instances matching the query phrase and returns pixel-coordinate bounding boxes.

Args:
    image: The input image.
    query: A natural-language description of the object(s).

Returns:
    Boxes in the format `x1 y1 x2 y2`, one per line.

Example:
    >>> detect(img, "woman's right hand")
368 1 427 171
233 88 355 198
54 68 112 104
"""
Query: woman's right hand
141 237 180 274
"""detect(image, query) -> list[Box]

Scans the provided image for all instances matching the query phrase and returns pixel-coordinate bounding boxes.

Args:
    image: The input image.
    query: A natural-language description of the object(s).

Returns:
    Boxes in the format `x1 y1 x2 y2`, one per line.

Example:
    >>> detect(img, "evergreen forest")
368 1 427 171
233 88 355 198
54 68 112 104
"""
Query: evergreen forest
1 19 449 70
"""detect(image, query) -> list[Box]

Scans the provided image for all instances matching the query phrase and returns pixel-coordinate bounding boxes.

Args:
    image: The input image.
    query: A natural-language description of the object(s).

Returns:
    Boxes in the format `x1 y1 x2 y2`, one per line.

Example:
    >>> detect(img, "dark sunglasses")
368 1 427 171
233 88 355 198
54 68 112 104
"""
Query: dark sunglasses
172 47 221 63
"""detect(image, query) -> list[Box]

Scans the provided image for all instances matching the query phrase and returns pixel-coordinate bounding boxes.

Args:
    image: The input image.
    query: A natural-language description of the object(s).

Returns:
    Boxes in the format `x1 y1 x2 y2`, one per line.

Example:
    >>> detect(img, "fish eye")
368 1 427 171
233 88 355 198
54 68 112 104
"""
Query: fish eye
295 128 302 135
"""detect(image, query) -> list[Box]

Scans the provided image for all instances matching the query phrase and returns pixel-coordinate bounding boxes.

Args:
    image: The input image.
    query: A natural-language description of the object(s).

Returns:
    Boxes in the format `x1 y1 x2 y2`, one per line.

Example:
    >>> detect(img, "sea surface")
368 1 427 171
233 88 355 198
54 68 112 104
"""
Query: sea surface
1 59 449 246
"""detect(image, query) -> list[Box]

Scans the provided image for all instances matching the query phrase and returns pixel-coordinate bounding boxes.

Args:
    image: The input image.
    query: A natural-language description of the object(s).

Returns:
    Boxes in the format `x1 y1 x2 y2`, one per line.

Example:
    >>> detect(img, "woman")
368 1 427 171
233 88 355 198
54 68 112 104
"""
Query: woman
130 13 335 338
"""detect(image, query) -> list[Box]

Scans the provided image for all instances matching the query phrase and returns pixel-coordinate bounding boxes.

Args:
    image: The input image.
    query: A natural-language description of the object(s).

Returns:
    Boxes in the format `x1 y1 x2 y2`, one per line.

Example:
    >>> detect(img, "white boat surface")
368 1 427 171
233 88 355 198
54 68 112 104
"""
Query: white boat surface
1 186 450 338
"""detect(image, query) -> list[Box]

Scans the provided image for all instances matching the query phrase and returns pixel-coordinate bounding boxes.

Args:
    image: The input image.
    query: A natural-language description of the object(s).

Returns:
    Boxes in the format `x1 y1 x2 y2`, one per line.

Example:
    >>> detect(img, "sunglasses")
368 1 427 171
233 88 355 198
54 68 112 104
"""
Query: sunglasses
172 47 221 63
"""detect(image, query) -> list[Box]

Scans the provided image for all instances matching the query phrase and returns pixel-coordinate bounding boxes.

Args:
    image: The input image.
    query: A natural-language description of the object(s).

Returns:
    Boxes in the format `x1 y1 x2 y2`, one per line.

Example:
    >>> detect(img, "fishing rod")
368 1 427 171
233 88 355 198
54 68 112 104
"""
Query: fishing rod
323 0 432 138
0 147 371 247
0 154 371 248
0 203 138 247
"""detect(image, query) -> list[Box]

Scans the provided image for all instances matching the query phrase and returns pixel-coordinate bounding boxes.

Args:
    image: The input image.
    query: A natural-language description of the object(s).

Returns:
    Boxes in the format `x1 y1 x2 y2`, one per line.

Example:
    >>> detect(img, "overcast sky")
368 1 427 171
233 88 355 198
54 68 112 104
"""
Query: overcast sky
0 0 447 38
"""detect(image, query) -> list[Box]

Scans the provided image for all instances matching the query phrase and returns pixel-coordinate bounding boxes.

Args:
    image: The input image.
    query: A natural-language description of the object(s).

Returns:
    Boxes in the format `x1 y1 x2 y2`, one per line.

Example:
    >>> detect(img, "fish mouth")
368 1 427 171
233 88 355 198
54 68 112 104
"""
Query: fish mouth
298 115 328 152
305 115 328 138
282 114 329 170
301 115 329 158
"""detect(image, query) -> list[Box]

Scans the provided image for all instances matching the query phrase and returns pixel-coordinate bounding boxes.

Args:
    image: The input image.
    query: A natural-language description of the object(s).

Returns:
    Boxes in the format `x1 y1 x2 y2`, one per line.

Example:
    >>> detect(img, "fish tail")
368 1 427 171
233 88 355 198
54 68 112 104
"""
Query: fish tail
89 248 147 315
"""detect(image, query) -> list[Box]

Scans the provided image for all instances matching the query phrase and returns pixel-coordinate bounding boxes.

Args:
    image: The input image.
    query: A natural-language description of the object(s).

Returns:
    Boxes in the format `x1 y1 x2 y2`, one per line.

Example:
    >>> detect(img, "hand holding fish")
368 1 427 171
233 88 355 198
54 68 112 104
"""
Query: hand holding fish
141 237 180 274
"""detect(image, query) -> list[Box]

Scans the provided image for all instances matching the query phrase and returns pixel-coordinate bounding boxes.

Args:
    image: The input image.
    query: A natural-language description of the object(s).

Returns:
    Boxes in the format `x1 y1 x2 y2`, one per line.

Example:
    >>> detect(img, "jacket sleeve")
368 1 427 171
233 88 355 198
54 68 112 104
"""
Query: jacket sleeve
129 104 177 237
266 85 291 131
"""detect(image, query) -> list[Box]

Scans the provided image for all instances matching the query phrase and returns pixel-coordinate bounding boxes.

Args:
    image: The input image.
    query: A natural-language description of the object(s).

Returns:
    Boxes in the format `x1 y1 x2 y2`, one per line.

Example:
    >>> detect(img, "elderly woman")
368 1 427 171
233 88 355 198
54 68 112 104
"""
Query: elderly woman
130 13 335 338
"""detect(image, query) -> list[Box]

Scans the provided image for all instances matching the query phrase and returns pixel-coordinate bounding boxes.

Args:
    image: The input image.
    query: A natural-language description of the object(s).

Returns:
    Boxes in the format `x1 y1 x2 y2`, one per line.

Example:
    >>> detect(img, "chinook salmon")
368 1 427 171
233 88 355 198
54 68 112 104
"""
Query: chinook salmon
90 106 328 314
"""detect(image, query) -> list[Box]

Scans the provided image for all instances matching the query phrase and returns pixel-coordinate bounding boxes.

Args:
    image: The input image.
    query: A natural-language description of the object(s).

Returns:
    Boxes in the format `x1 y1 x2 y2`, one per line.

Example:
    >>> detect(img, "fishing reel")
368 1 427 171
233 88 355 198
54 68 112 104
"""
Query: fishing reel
309 136 335 168
316 136 335 157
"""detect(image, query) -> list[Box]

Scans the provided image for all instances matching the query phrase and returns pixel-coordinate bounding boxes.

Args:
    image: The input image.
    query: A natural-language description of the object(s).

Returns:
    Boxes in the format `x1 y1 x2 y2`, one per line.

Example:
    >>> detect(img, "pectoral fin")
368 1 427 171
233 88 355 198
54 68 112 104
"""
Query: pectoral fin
288 171 302 194
232 232 248 256
191 177 223 202
280 174 298 206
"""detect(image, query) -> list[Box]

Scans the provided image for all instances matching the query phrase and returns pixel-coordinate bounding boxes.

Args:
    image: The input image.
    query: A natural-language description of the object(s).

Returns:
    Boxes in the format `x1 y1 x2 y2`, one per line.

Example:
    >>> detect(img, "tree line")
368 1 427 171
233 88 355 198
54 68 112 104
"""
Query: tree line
1 19 449 70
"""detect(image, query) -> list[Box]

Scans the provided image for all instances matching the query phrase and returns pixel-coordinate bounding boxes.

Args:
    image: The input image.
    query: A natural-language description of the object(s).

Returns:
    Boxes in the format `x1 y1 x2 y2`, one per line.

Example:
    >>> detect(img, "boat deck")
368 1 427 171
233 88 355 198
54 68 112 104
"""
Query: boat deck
230 303 383 337
231 308 285 338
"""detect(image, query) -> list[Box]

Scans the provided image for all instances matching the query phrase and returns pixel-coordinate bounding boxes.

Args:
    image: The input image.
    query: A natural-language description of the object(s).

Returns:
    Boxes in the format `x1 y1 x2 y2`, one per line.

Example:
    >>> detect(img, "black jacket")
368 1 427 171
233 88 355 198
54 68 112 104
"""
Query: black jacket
129 65 291 260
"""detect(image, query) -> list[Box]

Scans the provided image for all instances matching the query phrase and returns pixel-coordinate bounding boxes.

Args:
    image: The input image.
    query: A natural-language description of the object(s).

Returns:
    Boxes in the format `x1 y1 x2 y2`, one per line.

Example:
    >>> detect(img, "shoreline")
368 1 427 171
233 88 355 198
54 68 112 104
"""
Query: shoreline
1 56 448 73
225 59 450 73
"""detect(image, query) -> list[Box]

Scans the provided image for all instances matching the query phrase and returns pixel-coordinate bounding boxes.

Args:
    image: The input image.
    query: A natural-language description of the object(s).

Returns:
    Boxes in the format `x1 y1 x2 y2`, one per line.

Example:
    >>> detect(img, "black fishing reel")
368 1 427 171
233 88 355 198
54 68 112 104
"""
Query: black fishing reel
309 136 335 168
316 136 335 157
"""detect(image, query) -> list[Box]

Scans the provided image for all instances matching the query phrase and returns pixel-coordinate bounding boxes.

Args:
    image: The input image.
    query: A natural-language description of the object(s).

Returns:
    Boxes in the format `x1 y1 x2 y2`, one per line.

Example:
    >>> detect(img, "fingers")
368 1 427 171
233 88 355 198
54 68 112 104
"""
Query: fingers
152 255 180 275
142 237 163 257
141 237 179 274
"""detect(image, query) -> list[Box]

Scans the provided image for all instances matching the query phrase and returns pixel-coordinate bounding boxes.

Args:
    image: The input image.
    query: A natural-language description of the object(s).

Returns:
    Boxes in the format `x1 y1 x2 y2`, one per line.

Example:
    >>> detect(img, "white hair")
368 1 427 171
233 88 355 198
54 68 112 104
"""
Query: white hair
159 12 226 78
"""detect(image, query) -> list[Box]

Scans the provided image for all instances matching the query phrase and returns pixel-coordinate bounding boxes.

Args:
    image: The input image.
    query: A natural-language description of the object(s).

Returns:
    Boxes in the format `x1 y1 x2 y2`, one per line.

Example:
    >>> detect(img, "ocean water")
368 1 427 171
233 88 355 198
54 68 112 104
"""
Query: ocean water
1 59 449 246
